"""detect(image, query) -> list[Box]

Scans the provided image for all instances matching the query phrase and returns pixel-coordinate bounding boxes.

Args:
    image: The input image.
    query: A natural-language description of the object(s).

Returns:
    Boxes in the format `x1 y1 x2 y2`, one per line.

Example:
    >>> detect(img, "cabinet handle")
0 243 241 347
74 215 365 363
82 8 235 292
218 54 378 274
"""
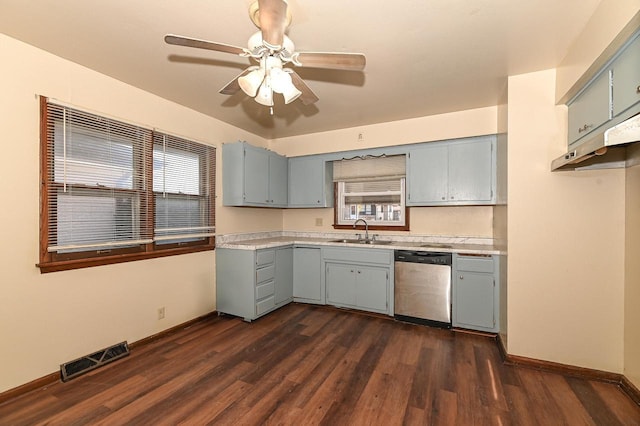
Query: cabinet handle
459 275 464 280
350 270 354 273
357 270 361 274
578 124 593 133
441 196 445 200
637 85 640 94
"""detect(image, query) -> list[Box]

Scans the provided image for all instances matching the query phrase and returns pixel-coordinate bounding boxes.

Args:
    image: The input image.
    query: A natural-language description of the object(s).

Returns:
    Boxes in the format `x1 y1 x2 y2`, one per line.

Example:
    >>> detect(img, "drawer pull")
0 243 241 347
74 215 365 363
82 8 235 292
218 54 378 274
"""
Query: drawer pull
637 85 640 94
459 275 464 280
578 124 593 133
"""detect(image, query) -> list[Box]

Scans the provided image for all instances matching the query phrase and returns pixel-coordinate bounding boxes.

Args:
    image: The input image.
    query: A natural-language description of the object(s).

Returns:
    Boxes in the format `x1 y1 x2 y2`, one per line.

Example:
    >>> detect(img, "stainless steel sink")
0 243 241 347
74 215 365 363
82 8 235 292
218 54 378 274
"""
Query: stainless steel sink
329 239 363 244
329 239 393 245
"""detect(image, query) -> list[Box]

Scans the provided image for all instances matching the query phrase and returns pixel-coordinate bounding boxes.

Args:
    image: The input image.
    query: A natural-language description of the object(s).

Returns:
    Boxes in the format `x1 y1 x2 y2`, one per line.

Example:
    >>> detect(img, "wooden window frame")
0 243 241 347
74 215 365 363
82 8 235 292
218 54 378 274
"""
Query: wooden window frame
332 182 410 232
37 97 215 273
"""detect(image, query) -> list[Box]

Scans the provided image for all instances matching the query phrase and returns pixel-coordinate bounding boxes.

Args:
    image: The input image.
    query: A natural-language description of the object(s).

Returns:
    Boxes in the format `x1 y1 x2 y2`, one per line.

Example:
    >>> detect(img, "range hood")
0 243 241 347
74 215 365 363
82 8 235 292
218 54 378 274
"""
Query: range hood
551 113 640 171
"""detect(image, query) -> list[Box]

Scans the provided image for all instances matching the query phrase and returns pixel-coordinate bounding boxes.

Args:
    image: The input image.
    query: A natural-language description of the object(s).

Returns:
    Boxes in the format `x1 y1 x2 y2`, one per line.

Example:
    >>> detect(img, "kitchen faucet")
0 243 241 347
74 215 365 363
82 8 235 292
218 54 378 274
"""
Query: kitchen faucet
353 219 369 241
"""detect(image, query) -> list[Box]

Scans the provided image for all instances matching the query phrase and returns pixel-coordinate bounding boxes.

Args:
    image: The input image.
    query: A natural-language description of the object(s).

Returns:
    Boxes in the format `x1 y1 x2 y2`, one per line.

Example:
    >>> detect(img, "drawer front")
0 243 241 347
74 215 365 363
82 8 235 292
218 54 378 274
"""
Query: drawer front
256 296 275 316
322 247 392 265
456 255 494 273
256 249 275 266
256 280 275 300
568 70 611 145
256 264 275 284
612 33 640 116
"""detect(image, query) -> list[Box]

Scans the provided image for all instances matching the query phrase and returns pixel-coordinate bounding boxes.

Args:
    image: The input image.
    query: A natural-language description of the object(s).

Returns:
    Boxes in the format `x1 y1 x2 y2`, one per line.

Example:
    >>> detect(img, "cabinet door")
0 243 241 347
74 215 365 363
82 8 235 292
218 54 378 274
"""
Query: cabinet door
288 156 332 207
355 266 388 312
243 146 270 204
406 144 448 205
269 153 288 206
448 140 493 202
612 34 640 116
455 272 494 330
326 263 356 306
293 247 322 301
568 70 611 144
274 247 293 305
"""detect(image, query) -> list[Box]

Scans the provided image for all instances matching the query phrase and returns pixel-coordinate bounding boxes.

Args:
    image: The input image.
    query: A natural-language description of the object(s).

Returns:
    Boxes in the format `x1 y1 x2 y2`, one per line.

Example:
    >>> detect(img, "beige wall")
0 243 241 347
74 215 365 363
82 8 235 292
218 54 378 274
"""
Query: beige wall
507 69 626 372
282 206 494 238
625 153 640 389
0 34 276 393
271 106 498 157
276 106 499 238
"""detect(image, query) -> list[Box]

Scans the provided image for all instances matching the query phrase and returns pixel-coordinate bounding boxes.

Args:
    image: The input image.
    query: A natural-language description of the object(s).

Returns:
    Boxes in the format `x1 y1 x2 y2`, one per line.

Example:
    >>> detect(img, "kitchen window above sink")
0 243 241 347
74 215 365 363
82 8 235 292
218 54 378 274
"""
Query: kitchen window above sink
332 154 409 231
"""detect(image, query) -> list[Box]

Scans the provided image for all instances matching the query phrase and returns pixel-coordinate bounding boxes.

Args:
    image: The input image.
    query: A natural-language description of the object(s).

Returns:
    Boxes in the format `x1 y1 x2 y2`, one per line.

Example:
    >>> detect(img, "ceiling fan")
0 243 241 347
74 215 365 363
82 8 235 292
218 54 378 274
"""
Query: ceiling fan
164 0 366 110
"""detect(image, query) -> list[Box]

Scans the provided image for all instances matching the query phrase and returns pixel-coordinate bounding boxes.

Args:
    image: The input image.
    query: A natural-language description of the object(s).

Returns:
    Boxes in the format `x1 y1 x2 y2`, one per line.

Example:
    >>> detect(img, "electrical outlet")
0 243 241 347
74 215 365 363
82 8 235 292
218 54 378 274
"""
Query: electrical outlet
315 217 323 226
158 307 165 320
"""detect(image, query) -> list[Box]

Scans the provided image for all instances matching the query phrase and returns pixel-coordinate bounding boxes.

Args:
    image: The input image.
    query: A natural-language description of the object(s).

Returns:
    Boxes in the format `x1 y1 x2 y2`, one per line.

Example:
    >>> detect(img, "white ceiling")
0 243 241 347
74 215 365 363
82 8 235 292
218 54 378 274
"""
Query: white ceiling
0 0 601 139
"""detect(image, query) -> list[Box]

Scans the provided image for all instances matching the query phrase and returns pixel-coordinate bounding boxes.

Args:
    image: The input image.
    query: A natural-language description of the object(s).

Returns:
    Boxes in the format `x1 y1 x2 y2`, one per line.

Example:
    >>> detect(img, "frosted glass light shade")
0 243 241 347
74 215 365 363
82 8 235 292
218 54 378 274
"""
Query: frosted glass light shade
255 81 274 106
238 69 265 97
271 68 301 104
281 83 301 104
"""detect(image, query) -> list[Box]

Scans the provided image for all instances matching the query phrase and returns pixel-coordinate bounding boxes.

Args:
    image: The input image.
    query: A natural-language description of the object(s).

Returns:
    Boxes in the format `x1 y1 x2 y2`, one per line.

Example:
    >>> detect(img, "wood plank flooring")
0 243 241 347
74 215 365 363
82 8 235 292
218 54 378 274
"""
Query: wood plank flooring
1 303 638 425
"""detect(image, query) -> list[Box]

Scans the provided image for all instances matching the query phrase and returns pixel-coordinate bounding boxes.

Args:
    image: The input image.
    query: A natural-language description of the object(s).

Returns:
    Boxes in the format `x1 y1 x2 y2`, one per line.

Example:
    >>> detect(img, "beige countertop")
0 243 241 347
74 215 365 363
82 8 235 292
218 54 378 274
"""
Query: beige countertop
216 235 505 255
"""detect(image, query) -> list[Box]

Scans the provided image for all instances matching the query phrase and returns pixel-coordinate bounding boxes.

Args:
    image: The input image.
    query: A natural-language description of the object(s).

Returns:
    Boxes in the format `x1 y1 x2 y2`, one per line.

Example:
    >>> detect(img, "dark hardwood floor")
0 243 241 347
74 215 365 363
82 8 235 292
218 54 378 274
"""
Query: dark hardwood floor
1 303 638 425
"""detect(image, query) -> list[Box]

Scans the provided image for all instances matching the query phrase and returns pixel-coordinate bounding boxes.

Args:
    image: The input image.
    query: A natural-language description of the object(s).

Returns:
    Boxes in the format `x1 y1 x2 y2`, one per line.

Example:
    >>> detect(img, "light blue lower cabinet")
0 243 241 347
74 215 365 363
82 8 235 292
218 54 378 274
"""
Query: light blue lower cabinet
293 247 323 304
216 247 292 321
452 254 501 333
217 244 501 327
326 263 389 314
323 247 392 315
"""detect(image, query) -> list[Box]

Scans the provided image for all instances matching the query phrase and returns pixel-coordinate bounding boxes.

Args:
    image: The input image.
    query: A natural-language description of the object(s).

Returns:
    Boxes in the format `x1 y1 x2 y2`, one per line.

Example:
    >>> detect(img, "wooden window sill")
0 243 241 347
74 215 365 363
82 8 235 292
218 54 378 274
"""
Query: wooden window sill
37 244 215 273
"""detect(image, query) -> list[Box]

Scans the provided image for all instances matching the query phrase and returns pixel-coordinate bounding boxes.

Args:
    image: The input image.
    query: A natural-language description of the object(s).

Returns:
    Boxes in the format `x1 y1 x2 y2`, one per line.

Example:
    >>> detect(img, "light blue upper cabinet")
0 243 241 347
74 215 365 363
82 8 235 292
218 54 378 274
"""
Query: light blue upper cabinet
269 152 288 206
448 139 493 202
565 30 640 148
288 156 334 208
222 141 288 207
567 70 611 146
242 144 270 204
612 33 640 117
406 143 448 203
406 136 495 206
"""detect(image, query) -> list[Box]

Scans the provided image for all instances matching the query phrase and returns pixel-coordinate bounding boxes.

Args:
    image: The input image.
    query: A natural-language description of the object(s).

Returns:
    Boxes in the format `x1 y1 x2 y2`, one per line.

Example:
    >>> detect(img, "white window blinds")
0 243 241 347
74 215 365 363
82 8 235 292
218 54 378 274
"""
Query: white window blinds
45 103 153 252
153 133 215 243
43 100 216 256
333 154 406 182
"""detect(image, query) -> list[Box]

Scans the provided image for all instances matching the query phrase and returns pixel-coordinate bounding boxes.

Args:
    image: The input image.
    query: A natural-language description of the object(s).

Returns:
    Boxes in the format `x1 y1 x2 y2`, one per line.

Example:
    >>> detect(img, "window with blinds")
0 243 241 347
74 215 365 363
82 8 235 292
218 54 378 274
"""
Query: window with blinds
153 133 215 244
39 98 215 271
333 155 407 227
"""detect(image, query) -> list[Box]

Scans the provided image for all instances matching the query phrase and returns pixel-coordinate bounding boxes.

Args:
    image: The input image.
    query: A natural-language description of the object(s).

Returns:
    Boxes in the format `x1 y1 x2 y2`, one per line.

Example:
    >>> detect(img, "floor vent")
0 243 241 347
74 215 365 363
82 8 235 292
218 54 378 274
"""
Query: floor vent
60 341 129 382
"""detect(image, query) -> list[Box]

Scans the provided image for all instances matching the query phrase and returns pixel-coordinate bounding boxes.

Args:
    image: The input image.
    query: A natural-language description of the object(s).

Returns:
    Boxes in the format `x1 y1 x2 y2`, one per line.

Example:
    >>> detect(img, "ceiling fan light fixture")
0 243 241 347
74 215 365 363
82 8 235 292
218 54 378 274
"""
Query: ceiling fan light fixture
271 68 301 104
282 84 302 104
238 68 265 97
255 80 274 106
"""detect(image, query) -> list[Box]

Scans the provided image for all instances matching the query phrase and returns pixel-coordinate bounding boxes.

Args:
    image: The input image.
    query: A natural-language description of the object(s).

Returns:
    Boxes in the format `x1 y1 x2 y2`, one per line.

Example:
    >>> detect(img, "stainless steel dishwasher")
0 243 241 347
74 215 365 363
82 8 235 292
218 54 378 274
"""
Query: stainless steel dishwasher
394 250 452 328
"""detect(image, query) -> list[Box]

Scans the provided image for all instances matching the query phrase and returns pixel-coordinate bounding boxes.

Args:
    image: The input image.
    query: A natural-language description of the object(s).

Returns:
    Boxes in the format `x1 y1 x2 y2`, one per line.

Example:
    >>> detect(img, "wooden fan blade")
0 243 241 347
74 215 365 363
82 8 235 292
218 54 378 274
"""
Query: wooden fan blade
288 70 319 106
294 52 366 71
258 0 287 49
165 34 246 56
219 68 256 95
